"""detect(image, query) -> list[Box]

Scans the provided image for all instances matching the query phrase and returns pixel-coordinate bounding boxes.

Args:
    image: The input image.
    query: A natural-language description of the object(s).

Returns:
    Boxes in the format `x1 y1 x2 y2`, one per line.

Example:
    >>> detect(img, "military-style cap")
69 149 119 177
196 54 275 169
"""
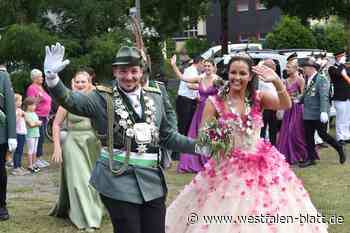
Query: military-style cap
299 57 320 70
287 52 297 62
334 50 346 57
112 46 143 67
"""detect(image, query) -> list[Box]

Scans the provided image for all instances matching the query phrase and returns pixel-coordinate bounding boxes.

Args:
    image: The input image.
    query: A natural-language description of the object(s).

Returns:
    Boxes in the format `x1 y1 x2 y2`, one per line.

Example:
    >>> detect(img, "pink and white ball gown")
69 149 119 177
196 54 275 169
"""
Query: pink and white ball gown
166 93 328 233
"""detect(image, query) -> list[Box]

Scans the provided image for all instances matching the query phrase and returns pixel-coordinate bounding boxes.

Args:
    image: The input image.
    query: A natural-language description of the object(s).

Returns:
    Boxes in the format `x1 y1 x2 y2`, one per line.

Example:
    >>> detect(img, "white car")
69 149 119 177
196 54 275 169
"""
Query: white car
217 50 288 78
201 43 263 60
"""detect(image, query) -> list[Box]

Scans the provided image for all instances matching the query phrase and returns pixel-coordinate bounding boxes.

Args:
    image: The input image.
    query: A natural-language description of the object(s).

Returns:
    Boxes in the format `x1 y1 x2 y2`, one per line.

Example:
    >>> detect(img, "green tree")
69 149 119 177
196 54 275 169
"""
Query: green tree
312 18 347 53
185 38 210 58
265 16 317 49
262 0 331 25
0 0 212 85
262 0 350 53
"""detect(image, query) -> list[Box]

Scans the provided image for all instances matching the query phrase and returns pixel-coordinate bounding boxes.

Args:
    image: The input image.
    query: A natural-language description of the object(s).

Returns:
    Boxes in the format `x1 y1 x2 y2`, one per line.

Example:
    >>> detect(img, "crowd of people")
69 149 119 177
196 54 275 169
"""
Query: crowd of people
172 50 349 171
0 40 348 233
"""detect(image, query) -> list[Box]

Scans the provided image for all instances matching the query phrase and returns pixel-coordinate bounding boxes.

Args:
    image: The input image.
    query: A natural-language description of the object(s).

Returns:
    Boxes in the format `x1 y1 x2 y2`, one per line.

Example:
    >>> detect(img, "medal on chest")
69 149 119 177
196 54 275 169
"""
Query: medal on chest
113 87 159 153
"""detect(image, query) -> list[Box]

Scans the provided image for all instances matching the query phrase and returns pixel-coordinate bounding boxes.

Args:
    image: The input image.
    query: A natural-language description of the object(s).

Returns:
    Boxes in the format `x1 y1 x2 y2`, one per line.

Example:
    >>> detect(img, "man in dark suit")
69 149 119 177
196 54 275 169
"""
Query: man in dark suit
299 58 347 167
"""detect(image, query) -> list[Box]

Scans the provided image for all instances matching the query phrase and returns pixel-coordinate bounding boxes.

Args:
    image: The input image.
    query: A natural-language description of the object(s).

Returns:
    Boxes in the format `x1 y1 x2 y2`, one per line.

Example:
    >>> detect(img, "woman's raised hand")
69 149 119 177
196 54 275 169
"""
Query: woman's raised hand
252 65 279 83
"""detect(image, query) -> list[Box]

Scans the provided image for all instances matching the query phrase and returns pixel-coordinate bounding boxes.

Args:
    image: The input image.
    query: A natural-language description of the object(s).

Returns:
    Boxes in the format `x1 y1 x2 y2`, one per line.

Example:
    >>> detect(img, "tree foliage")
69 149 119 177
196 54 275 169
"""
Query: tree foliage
261 0 331 24
185 38 210 58
265 16 317 49
262 0 350 52
0 0 210 86
312 18 347 53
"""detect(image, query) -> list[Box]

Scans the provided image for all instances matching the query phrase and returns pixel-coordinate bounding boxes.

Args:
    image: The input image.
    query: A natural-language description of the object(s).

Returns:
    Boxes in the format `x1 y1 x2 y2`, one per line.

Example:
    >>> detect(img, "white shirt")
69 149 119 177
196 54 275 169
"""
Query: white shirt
258 80 277 97
307 72 318 88
177 65 199 99
119 86 142 118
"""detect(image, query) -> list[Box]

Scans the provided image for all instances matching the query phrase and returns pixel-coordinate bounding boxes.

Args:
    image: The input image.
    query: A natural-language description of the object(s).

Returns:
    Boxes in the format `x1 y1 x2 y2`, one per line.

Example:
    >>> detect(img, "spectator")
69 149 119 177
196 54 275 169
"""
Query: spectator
11 94 29 176
26 69 52 168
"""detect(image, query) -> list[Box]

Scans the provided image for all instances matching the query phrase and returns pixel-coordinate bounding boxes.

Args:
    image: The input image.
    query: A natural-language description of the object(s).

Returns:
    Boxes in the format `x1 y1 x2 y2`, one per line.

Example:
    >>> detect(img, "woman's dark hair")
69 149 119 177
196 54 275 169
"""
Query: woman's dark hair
226 55 258 105
204 59 215 67
23 96 36 111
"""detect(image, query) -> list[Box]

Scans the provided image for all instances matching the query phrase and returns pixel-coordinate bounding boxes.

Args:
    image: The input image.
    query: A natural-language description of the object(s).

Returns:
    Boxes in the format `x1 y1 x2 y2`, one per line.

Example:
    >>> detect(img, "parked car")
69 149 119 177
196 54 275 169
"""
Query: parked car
215 50 288 79
201 43 263 60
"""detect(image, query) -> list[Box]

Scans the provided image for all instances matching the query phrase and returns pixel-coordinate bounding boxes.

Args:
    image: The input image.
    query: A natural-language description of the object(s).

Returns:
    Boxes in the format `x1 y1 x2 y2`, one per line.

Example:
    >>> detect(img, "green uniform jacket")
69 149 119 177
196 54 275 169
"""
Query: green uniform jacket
48 80 196 204
145 80 178 131
302 73 330 120
0 71 16 144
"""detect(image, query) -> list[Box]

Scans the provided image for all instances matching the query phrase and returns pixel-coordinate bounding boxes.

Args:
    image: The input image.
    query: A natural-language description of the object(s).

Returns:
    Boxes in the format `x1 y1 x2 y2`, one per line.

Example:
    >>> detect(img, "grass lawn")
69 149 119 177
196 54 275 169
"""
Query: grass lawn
0 142 349 233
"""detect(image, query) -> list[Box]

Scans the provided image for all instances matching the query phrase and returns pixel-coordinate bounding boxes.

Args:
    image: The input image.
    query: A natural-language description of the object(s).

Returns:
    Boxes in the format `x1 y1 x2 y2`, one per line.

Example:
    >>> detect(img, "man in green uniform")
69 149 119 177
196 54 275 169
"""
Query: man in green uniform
0 63 17 221
43 43 207 233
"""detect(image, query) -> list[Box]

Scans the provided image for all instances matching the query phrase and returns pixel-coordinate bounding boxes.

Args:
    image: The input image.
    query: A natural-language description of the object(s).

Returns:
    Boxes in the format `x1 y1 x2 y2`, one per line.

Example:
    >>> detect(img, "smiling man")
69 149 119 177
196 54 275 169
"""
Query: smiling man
44 43 207 233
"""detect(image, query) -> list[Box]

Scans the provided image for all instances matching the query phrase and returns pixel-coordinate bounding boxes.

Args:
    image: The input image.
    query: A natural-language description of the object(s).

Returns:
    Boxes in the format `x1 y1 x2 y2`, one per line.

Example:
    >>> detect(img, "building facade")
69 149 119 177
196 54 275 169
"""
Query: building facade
206 0 281 44
173 0 281 46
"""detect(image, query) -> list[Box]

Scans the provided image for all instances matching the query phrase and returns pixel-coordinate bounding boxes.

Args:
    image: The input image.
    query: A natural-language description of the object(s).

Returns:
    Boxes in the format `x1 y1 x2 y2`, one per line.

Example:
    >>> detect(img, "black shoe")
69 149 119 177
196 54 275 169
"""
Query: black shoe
0 207 9 221
298 160 317 168
339 146 347 164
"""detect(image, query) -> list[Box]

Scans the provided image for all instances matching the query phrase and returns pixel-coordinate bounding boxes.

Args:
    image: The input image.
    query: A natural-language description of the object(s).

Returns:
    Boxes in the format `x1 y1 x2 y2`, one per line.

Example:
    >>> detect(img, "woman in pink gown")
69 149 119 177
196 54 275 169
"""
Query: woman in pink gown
166 55 328 233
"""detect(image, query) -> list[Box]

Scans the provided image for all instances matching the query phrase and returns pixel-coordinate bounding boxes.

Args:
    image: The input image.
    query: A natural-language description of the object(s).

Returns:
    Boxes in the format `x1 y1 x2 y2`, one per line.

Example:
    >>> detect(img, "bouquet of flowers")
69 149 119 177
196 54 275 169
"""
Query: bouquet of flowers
198 117 234 162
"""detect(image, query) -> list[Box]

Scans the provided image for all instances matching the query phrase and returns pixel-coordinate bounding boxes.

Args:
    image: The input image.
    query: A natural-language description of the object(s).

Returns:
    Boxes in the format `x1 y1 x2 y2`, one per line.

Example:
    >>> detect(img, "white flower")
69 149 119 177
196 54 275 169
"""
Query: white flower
115 99 123 106
116 109 123 115
246 128 253 135
145 110 152 116
146 99 154 107
137 144 148 153
126 128 135 137
120 111 129 119
247 121 252 126
146 117 151 123
127 120 133 125
119 120 127 128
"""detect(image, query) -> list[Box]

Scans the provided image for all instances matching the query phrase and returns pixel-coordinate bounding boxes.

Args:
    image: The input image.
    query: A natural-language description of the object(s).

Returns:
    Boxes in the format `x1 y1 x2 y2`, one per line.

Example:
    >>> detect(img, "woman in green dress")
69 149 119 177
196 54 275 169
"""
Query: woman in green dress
50 70 103 232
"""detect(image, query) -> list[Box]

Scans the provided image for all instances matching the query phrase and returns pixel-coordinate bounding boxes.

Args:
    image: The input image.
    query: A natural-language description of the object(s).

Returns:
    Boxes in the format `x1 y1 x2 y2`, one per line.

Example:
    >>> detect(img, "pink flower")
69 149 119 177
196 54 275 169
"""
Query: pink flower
245 179 254 188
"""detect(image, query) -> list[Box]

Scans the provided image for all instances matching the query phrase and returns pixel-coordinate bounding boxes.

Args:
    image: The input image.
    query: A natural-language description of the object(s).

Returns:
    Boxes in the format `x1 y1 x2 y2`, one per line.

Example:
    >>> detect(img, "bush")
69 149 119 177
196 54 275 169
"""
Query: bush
10 70 31 95
265 16 317 49
185 38 210 58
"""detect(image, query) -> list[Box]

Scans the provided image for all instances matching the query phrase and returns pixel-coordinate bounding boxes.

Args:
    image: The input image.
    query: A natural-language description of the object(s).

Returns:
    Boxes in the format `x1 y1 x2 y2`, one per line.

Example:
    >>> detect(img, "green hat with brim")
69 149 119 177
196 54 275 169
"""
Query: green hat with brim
112 46 143 67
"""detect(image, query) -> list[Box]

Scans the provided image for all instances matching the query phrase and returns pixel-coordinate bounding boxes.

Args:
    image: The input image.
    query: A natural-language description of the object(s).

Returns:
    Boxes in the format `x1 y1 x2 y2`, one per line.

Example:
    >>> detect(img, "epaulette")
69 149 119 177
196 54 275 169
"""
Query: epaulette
143 86 161 94
96 85 113 94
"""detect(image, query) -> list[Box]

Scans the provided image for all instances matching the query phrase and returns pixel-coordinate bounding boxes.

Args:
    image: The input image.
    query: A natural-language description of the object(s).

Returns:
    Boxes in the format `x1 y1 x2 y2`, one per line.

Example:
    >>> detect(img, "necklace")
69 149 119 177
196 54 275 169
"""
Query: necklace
113 87 159 153
226 97 254 136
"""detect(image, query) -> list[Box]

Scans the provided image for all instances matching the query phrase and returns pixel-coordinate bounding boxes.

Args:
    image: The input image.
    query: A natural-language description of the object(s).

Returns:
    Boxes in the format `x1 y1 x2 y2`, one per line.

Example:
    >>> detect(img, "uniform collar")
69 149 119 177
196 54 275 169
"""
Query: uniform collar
118 85 142 99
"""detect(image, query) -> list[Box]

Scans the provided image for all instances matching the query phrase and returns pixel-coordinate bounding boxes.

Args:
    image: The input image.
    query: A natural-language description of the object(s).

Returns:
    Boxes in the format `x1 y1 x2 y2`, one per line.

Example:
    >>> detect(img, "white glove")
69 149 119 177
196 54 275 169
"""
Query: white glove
320 112 329 123
44 42 70 87
195 144 212 156
8 138 17 152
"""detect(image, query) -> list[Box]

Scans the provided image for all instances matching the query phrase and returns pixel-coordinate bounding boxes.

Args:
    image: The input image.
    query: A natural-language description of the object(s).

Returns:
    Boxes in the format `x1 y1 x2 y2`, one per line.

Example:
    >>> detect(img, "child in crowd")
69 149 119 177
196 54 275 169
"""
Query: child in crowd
23 97 42 173
11 94 29 176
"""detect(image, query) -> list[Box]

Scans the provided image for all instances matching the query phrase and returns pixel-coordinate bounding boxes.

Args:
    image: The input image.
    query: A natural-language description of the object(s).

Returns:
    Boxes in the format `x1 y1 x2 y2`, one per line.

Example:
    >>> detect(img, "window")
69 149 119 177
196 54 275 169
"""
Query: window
258 32 268 41
239 33 250 43
256 0 267 10
237 0 249 12
184 25 198 38
173 24 198 40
